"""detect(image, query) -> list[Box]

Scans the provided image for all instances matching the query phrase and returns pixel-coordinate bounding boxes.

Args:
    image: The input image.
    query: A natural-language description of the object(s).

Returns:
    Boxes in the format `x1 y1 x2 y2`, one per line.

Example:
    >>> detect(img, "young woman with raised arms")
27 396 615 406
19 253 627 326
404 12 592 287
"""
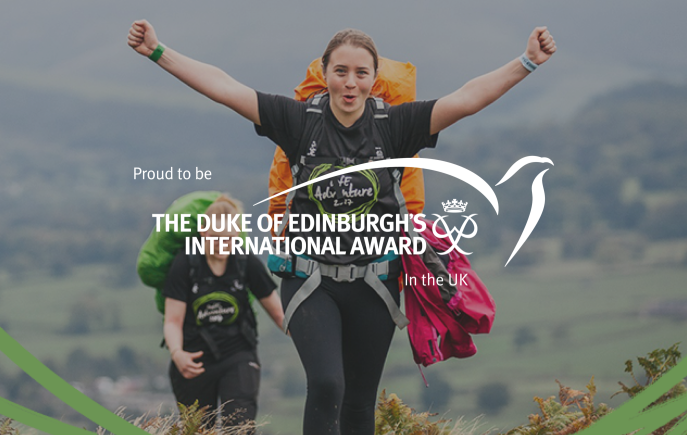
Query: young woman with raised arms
128 21 555 435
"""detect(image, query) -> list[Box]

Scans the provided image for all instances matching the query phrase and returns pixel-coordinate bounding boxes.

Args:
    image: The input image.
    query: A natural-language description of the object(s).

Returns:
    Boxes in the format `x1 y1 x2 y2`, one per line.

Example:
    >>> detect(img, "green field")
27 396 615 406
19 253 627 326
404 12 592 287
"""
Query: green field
1 262 686 434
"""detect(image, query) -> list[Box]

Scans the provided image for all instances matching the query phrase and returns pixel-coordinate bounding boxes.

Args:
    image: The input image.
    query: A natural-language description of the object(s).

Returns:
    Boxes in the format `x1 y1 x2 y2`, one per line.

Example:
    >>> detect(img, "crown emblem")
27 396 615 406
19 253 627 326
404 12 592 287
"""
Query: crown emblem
442 199 467 213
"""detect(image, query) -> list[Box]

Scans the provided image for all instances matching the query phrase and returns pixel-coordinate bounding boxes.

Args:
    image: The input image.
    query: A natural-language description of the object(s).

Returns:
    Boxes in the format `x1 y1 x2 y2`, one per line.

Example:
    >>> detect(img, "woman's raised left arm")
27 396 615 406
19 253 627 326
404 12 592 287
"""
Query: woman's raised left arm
430 27 556 135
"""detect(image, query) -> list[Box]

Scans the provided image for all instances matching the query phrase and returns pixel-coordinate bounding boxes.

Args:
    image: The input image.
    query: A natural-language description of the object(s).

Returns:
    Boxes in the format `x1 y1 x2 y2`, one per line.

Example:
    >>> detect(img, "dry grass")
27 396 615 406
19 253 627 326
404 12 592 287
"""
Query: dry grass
93 402 265 435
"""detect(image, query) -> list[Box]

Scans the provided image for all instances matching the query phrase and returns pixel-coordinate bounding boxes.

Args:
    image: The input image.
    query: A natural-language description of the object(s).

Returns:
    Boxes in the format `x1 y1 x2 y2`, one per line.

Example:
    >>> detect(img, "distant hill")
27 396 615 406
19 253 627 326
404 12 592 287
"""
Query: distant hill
2 0 686 129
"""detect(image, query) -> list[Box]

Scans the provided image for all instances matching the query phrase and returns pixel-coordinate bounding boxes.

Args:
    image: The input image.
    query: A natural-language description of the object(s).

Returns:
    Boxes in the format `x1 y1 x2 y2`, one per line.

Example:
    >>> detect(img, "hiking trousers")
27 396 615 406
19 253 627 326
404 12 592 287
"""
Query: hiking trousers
282 275 400 435
169 349 260 428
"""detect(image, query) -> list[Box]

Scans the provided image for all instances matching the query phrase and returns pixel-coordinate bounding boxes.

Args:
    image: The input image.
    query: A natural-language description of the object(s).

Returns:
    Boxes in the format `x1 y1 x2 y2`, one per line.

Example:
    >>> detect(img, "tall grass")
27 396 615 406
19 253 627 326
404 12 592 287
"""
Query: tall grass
0 344 684 435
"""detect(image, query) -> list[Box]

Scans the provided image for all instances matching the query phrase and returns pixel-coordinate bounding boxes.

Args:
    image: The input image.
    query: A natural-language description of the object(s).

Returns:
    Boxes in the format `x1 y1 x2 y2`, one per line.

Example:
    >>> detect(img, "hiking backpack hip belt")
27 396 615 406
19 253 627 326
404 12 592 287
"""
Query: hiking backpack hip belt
294 255 399 282
282 254 408 333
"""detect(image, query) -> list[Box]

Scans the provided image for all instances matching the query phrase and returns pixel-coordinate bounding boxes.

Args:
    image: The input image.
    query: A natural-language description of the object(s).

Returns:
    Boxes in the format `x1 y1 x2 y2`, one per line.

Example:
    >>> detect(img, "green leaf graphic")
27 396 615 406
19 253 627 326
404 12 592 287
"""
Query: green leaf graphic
0 396 94 435
0 327 149 435
665 414 687 434
577 355 687 434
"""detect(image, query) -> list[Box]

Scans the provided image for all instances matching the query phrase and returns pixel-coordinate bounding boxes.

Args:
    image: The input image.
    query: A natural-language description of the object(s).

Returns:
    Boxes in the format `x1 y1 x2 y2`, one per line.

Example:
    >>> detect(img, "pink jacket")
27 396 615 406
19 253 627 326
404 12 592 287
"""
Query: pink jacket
402 217 496 367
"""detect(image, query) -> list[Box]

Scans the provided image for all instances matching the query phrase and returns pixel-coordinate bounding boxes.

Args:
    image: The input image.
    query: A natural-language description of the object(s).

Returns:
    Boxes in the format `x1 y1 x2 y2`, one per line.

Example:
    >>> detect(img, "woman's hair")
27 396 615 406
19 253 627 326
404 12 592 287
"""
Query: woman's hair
321 28 379 74
205 193 243 217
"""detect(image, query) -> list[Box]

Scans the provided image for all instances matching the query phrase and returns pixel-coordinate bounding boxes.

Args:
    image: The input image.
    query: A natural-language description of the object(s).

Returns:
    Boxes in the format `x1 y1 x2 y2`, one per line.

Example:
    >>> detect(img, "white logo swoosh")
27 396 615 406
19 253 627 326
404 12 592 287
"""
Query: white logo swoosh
495 156 554 186
257 156 555 267
504 169 550 266
254 157 499 214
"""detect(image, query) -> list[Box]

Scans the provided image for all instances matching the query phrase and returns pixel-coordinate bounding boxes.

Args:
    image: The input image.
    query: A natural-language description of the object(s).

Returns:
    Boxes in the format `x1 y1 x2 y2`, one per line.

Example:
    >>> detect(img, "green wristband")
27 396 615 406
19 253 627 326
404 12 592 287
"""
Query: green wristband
148 44 165 62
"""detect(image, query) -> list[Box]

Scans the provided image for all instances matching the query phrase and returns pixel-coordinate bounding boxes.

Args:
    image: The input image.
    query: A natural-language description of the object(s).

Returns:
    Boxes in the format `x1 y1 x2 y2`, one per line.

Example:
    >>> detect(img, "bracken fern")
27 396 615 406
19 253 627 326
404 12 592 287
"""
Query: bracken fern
0 418 19 435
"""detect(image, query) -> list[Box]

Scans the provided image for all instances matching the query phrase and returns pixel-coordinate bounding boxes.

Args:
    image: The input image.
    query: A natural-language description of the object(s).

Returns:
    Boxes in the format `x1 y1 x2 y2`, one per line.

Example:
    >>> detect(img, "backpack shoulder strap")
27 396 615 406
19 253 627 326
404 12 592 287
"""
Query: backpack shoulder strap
371 97 397 171
370 97 413 236
372 96 389 120
234 254 248 283
187 251 216 287
305 93 325 114
276 94 327 236
291 93 327 167
234 253 258 344
187 252 202 286
233 253 256 306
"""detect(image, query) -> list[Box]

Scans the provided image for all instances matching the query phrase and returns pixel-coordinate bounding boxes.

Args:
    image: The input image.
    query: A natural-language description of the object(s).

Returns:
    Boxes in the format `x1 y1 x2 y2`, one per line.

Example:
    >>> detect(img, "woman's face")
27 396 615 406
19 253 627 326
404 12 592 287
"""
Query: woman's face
201 226 238 261
323 44 376 127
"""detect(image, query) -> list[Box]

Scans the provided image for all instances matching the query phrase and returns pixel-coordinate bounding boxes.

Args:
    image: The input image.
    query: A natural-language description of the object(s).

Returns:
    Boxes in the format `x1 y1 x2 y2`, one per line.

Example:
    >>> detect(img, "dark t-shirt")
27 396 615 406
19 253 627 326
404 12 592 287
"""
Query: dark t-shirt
255 92 438 264
163 252 276 362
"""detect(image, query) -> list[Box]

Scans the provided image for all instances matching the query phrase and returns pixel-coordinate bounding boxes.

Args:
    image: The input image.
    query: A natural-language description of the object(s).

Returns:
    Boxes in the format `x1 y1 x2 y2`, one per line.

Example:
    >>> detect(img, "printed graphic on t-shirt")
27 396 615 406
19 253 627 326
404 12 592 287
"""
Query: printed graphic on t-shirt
307 164 380 221
192 292 240 326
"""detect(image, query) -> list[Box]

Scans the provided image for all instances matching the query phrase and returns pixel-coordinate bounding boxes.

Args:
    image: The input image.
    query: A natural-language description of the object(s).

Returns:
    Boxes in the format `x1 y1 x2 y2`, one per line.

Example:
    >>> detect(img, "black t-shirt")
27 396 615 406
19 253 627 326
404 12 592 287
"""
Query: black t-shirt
163 252 276 362
255 92 438 264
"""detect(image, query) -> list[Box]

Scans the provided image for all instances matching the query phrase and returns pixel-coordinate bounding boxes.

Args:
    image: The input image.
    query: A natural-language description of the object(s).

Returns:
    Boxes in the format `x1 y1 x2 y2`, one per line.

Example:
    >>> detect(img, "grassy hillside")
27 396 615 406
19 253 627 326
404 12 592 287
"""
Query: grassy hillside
1 260 685 433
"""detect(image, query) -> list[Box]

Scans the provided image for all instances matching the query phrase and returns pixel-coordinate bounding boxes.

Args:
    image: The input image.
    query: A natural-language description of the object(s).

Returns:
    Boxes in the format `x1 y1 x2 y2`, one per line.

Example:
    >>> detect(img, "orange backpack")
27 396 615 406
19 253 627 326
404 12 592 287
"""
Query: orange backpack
267 57 425 235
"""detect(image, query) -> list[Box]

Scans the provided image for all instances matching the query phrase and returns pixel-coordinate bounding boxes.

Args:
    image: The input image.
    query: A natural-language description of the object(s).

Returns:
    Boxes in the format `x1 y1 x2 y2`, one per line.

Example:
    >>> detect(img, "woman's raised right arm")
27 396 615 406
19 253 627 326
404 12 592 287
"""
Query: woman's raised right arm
128 20 260 125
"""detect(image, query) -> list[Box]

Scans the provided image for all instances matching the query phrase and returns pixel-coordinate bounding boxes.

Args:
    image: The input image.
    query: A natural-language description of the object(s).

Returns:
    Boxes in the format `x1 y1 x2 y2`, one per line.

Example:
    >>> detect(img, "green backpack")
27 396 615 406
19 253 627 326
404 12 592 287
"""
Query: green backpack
136 191 254 313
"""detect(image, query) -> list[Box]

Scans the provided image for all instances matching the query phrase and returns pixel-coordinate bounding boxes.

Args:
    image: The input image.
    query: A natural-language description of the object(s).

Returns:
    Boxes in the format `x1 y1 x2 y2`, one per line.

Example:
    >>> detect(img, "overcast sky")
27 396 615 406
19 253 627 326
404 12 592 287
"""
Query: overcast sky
3 0 686 132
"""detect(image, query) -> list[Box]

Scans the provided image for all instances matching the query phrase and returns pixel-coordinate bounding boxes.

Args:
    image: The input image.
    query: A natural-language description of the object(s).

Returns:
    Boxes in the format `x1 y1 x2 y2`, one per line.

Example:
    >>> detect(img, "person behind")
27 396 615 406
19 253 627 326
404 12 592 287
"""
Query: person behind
129 22 555 435
162 195 283 428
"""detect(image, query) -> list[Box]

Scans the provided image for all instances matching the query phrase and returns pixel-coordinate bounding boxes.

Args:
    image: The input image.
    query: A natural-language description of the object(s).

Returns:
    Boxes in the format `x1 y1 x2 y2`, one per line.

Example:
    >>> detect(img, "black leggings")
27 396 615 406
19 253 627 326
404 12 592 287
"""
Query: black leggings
282 276 400 435
169 349 260 428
